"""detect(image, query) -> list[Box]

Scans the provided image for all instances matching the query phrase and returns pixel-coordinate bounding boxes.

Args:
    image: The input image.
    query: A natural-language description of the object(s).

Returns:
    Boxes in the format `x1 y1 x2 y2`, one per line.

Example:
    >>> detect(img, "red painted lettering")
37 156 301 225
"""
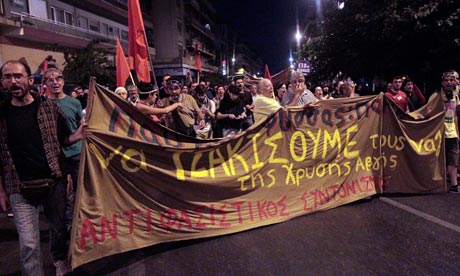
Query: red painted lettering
257 201 268 220
277 196 290 216
123 209 140 234
231 201 245 224
79 219 98 249
100 215 117 242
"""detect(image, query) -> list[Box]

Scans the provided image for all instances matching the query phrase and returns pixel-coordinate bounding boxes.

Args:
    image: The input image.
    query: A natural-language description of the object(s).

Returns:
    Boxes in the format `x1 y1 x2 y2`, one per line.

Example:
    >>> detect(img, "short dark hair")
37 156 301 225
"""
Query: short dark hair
1 60 32 77
233 76 244 82
228 85 240 95
195 84 206 95
392 75 403 81
274 81 285 91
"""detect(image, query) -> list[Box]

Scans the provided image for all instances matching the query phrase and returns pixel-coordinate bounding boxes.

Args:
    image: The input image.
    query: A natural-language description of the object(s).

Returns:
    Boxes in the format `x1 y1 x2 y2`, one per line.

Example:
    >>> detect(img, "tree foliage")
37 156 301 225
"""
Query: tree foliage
50 43 116 89
301 0 460 90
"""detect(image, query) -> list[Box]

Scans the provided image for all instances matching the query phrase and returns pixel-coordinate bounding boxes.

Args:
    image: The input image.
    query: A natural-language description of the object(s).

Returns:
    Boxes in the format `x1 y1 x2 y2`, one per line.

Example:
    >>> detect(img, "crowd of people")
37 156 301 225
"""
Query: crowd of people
0 58 459 276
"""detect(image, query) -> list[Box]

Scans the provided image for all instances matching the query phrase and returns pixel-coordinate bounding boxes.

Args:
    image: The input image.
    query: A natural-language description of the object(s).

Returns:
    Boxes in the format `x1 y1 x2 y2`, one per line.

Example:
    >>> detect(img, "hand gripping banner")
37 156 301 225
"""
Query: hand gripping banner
69 79 445 268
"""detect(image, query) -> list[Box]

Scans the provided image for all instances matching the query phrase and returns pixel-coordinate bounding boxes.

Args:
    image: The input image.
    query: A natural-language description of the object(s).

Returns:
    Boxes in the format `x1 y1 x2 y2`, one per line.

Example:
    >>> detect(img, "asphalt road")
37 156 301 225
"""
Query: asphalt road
1 193 459 276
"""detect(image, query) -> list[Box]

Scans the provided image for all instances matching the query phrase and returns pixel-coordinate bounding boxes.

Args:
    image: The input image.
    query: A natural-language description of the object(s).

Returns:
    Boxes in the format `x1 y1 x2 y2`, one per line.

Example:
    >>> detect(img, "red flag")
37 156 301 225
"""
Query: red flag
194 52 202 73
264 64 272 81
116 38 131 87
271 67 291 85
128 0 150 82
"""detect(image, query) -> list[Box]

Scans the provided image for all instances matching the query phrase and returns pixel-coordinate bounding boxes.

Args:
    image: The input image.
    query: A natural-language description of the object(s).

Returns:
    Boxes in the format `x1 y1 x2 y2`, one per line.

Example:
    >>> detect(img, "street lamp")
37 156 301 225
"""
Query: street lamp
338 1 345 10
295 26 302 49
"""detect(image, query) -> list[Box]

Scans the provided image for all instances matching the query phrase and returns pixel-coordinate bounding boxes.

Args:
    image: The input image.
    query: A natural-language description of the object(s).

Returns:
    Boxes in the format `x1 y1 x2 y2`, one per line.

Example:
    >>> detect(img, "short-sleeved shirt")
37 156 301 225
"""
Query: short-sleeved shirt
429 91 459 139
50 95 83 158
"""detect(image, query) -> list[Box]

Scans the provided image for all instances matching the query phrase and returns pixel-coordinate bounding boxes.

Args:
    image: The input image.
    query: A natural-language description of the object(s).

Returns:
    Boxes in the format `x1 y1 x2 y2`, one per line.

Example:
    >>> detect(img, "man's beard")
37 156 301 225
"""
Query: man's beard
9 84 28 100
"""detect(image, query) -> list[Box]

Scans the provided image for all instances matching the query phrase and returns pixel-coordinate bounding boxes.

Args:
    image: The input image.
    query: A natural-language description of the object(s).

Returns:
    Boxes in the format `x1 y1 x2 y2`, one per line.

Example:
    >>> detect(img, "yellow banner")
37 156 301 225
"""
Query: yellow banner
69 80 446 268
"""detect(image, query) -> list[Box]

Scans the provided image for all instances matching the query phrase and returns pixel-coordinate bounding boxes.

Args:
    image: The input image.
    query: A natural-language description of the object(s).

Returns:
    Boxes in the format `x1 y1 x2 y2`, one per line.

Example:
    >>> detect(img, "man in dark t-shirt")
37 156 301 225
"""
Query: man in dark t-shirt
0 60 86 276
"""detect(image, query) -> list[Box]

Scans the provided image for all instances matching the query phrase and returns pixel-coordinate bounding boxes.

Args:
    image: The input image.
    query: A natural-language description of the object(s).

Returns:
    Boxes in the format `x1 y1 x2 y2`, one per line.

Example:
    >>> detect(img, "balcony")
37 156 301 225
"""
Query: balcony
4 12 154 56
186 17 215 41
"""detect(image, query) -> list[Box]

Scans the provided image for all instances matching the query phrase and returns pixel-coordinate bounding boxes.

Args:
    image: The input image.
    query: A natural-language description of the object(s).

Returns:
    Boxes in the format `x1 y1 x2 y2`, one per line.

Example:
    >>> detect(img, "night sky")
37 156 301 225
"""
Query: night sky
214 0 301 74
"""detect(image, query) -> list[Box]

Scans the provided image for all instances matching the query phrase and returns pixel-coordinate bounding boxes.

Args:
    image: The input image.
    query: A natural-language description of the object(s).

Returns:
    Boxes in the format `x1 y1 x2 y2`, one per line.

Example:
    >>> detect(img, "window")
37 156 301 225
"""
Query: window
64 11 73 26
77 16 88 29
49 6 56 21
89 20 99 32
102 23 108 35
112 27 120 37
57 10 65 23
49 6 73 25
121 30 128 40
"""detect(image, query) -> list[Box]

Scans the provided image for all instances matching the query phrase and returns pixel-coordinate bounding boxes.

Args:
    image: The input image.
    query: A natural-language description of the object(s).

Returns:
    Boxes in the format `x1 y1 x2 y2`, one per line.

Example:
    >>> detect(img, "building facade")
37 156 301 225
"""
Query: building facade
0 0 154 79
151 0 225 79
0 0 262 85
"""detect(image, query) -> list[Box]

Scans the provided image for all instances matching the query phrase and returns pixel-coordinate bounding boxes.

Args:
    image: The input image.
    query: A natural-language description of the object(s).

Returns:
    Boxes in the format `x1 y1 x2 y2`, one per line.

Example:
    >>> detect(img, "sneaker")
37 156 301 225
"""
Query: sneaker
449 185 460 194
54 260 70 276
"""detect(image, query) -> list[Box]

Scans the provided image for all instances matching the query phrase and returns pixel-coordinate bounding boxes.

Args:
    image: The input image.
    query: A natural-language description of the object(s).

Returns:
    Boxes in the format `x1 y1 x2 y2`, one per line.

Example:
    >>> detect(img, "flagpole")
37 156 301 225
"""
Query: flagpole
142 32 158 89
128 71 135 85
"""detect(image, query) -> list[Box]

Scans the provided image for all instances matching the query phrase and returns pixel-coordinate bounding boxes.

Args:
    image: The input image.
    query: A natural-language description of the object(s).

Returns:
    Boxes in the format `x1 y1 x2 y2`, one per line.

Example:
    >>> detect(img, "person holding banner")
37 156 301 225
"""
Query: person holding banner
429 71 460 194
44 68 84 235
385 76 409 112
135 82 183 123
162 79 205 137
0 60 86 276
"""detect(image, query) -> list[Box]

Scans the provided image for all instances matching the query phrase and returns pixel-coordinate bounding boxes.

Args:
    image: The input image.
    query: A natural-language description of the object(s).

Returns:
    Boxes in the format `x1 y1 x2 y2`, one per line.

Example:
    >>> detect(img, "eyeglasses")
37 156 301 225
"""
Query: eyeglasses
46 76 64 83
2 73 27 81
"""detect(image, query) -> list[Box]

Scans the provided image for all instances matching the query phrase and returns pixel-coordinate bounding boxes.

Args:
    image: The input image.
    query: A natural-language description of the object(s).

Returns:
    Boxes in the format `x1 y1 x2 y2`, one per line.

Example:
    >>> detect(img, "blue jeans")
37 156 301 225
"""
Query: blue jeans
9 177 69 276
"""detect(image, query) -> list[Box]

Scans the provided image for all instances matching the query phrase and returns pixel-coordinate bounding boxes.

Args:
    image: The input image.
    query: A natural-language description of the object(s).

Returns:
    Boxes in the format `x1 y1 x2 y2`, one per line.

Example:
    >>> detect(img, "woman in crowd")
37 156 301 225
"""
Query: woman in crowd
114 86 128 100
213 85 226 110
314 86 323 101
274 81 287 104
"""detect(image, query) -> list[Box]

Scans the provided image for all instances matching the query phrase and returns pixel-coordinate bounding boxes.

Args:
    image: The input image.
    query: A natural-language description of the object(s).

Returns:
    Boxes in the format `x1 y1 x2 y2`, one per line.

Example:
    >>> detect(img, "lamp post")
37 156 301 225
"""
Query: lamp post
337 1 345 9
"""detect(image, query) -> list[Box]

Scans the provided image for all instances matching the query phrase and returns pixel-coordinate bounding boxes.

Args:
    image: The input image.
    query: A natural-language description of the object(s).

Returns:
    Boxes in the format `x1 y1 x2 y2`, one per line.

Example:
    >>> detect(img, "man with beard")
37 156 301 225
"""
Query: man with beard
162 79 205 137
127 84 140 106
0 60 86 276
235 76 254 129
194 84 215 139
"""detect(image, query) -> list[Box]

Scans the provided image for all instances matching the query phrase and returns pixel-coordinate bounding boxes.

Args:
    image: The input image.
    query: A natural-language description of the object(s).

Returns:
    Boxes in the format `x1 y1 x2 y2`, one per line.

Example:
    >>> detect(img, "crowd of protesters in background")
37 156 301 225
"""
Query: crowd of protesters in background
0 57 460 276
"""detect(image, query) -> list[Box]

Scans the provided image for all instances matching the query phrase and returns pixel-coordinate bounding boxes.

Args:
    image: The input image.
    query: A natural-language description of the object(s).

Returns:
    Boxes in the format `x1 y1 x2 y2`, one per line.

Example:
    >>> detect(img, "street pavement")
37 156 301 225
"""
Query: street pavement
1 193 459 276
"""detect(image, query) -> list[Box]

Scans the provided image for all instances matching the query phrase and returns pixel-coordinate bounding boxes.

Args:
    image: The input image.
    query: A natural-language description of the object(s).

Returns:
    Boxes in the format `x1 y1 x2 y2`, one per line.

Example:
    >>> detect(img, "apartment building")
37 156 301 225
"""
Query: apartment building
0 0 154 77
0 0 261 83
151 0 224 79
